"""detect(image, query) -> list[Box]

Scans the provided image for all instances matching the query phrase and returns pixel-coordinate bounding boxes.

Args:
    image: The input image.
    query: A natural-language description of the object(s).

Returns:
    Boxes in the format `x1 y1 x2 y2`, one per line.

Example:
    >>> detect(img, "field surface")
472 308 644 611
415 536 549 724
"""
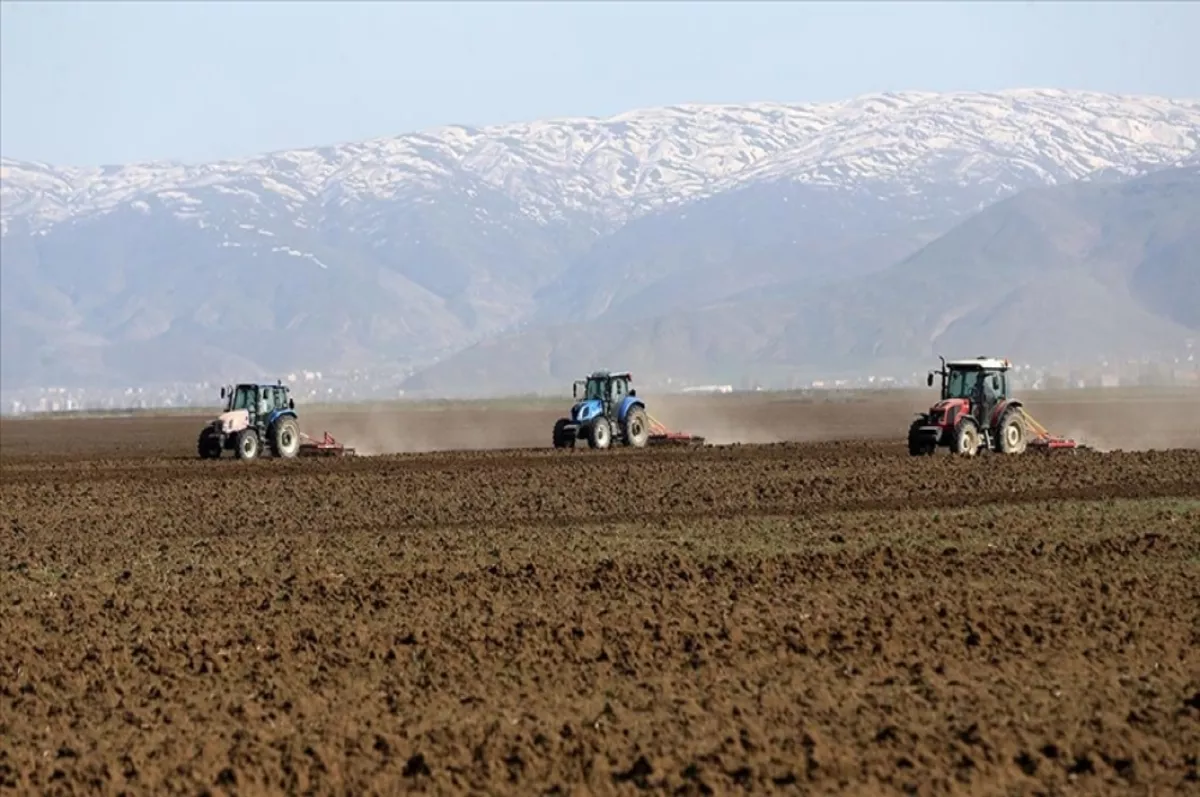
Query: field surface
2 391 1198 795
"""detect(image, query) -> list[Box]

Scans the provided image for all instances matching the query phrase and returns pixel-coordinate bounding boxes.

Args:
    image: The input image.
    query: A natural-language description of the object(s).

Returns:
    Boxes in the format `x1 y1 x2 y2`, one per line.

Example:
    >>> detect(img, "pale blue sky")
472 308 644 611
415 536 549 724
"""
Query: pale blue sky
2 1 1197 167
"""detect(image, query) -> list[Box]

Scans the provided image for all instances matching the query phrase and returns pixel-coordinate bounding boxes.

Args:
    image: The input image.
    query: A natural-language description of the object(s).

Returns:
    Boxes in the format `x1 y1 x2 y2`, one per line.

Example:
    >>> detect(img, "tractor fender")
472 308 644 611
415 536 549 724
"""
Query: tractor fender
617 396 645 423
989 399 1023 429
267 408 298 429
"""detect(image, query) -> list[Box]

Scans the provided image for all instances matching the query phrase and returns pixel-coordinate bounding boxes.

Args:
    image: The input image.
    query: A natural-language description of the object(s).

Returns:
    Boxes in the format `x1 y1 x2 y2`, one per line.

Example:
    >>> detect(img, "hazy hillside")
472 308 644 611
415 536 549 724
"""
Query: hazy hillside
1 89 1198 390
528 179 952 327
405 165 1200 396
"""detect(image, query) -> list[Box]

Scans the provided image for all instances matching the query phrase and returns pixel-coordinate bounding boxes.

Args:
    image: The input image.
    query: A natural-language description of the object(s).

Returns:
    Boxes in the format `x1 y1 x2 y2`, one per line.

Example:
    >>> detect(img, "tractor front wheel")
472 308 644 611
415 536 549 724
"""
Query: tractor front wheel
272 417 301 458
197 428 222 459
623 406 650 448
996 409 1027 455
235 428 260 461
953 418 981 457
587 417 612 450
907 419 935 456
552 418 575 449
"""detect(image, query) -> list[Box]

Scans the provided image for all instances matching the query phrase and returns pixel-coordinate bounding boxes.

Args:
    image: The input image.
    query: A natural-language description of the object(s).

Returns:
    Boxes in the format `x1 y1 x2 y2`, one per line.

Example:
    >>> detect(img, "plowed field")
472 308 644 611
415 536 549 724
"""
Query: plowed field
2 395 1198 795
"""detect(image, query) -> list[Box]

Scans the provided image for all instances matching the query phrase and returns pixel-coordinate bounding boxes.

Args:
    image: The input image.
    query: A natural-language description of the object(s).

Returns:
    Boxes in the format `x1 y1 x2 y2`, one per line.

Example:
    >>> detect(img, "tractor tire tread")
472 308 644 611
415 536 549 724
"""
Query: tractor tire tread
271 416 301 459
552 418 575 449
623 406 650 448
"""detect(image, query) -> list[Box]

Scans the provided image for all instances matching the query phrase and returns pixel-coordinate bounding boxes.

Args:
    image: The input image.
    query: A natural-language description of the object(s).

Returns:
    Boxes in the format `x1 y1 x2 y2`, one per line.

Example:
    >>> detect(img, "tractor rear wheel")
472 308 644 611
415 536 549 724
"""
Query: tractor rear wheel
235 428 260 461
623 406 650 448
996 408 1027 455
552 418 575 449
197 428 222 459
272 417 301 458
587 417 612 450
953 417 981 457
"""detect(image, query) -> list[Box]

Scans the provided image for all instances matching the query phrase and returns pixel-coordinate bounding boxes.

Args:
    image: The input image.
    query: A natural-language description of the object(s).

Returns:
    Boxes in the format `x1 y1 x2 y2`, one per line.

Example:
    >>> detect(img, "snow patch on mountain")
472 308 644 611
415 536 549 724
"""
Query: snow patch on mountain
3 89 1198 236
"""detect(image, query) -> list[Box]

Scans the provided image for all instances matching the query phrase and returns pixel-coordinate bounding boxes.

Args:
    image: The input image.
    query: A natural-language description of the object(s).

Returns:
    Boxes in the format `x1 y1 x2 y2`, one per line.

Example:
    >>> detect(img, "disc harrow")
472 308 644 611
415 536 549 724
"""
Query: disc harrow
646 414 706 447
1018 409 1089 453
298 431 356 457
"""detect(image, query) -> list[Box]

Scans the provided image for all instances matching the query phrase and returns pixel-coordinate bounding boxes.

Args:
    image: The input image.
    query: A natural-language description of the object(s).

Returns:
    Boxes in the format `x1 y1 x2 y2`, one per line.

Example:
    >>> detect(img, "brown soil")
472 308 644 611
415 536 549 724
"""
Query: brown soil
1 398 1198 795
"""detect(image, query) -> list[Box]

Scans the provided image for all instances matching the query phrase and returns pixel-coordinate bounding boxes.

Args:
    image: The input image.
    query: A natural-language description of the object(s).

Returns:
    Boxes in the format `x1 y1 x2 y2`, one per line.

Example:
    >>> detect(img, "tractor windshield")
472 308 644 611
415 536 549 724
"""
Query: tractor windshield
945 369 982 400
226 385 256 411
584 378 608 400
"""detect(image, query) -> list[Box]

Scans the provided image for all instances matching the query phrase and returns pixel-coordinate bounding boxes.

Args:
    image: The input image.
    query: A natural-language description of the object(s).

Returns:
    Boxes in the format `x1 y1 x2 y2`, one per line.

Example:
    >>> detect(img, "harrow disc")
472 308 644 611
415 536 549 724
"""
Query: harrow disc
646 414 706 447
298 431 356 457
1018 409 1086 453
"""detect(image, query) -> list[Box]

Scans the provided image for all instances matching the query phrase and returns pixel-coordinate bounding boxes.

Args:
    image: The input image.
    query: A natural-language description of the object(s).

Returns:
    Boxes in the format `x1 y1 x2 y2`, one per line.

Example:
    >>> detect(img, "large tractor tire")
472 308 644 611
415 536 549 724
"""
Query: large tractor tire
587 417 612 450
235 428 260 461
622 406 650 448
552 418 575 449
197 428 222 459
907 419 935 456
271 417 301 458
952 417 981 457
996 408 1028 455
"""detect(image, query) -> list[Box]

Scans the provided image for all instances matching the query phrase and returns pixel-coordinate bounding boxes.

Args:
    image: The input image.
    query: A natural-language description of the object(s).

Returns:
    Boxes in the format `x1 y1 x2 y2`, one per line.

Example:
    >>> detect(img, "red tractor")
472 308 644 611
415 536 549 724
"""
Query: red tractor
908 356 1079 456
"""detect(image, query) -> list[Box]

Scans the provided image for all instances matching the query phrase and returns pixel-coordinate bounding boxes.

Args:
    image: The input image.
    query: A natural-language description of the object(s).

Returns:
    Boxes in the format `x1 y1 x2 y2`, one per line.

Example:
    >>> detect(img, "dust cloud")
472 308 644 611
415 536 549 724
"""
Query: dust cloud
643 394 788 446
1029 395 1200 452
301 390 1199 456
304 403 555 455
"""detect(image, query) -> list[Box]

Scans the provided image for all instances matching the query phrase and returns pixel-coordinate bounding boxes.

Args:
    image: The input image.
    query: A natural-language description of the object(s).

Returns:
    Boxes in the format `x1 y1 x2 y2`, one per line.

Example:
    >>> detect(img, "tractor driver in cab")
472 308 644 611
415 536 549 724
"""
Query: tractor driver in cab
972 370 998 426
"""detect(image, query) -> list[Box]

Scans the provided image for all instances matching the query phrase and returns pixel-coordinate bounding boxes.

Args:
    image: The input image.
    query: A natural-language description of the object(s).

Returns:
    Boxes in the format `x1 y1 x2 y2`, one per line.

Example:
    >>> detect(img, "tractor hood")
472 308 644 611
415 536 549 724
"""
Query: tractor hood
931 398 970 413
926 397 970 426
212 409 251 434
571 399 603 423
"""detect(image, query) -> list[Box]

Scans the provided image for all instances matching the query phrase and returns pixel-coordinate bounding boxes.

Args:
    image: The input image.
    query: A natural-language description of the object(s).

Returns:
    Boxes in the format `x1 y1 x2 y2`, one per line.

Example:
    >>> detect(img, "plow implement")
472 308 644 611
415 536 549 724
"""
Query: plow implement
1018 409 1087 452
298 431 356 457
646 413 706 447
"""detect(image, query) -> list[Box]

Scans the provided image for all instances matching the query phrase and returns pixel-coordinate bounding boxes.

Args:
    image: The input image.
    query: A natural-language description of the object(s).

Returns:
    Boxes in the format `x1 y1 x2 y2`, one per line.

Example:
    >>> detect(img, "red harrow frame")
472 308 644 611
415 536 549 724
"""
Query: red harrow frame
1019 409 1087 453
298 431 356 457
646 414 706 447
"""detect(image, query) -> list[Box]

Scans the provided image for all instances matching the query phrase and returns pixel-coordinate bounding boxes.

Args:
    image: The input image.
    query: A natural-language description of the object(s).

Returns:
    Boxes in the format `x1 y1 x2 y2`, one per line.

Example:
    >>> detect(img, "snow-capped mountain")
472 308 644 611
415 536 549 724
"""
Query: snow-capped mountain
1 88 1198 393
4 89 1198 233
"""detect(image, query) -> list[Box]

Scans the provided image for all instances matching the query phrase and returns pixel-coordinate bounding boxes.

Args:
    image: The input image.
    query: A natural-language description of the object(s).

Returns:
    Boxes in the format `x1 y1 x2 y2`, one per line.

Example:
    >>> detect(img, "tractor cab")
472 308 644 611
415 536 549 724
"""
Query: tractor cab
572 370 636 407
928 357 1012 425
221 382 294 420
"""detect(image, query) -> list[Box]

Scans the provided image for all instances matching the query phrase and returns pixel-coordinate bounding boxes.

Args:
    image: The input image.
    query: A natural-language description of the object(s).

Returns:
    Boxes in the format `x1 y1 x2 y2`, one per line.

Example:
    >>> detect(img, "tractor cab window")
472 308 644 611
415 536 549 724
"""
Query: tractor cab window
229 386 256 411
945 369 981 400
585 378 607 401
610 378 628 402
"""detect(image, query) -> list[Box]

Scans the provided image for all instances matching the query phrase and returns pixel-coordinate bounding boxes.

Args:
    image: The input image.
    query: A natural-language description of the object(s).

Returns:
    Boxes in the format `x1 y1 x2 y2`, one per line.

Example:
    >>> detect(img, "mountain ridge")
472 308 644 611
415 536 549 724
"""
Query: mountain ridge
1 88 1198 393
403 165 1200 396
5 88 1197 231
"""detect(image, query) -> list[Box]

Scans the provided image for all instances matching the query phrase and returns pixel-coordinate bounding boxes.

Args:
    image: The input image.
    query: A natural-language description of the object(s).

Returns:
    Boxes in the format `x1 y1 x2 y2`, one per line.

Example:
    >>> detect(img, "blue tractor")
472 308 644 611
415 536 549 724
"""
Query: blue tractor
197 381 302 460
553 370 651 449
